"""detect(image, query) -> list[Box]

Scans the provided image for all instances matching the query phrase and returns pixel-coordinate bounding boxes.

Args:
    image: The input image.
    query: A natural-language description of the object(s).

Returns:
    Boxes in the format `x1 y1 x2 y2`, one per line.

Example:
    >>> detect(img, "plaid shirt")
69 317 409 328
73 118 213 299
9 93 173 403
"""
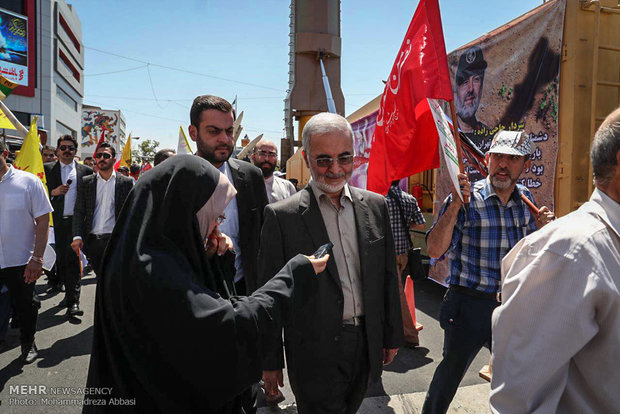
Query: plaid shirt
433 178 538 294
386 185 426 255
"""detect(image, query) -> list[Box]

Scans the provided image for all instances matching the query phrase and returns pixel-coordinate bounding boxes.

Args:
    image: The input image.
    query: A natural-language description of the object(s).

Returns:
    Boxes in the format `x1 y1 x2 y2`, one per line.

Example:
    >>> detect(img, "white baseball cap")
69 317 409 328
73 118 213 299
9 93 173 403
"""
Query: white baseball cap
487 130 532 156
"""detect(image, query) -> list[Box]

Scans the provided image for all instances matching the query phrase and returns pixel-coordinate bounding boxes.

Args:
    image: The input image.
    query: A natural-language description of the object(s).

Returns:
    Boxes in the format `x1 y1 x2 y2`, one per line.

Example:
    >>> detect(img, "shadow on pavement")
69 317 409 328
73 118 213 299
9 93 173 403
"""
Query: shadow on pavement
36 325 93 369
0 357 25 392
383 346 433 374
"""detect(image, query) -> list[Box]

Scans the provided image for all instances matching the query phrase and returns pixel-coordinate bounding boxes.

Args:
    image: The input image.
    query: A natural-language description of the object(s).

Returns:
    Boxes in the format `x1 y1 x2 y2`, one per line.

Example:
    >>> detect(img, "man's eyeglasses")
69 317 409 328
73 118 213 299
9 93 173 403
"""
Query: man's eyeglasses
95 153 112 160
256 150 277 159
217 214 226 224
310 154 354 168
59 145 76 151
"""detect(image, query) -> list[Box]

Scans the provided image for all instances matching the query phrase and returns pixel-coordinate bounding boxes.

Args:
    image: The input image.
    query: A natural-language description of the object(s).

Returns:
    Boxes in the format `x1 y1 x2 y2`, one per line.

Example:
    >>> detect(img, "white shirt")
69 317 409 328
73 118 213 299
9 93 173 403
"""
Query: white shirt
218 162 243 283
0 166 53 268
91 171 117 236
490 188 620 414
264 175 296 204
60 160 77 216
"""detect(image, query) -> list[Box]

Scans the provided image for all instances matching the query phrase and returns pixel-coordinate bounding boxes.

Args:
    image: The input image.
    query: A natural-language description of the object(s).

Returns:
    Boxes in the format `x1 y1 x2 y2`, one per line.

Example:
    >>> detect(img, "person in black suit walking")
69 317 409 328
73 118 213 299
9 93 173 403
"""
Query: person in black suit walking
188 94 269 414
188 95 268 296
258 112 404 414
44 135 93 317
71 143 133 278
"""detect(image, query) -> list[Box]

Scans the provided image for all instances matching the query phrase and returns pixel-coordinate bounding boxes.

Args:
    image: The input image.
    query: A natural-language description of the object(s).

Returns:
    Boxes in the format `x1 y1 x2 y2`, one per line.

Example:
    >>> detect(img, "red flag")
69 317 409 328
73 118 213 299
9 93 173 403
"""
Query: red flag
367 0 452 195
141 162 152 173
93 129 106 156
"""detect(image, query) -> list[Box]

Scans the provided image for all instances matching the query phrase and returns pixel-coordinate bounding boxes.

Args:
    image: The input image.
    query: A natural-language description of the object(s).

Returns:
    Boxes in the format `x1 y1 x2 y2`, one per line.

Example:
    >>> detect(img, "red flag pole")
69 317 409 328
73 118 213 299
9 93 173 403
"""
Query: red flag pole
448 100 469 203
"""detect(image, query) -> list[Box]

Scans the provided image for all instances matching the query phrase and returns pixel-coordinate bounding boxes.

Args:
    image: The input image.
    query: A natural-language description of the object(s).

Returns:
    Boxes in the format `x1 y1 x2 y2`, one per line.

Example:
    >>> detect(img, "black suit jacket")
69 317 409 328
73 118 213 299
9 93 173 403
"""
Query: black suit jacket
72 173 134 238
44 161 93 225
257 185 403 398
227 158 269 293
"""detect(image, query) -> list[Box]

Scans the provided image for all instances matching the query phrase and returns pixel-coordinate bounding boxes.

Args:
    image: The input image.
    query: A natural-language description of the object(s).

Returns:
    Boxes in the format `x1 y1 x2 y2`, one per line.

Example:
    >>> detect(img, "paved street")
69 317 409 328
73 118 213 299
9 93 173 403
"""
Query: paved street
0 275 491 413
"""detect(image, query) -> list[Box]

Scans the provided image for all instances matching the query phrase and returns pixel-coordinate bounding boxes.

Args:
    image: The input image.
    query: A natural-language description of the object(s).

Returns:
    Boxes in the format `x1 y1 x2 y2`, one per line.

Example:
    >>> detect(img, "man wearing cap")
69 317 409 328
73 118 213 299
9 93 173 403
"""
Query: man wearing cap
421 130 555 414
455 46 488 139
251 139 296 204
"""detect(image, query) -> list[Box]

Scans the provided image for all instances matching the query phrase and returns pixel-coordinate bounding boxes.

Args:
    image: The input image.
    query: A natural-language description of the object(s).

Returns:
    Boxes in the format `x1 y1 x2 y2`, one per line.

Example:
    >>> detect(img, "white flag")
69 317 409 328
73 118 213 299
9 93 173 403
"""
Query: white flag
177 126 194 155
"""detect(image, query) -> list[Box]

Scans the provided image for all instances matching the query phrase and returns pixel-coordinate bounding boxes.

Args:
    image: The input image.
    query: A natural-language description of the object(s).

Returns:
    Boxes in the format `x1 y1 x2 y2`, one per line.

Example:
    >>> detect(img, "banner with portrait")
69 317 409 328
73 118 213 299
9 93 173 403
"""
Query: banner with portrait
0 8 28 86
350 111 377 190
429 0 565 285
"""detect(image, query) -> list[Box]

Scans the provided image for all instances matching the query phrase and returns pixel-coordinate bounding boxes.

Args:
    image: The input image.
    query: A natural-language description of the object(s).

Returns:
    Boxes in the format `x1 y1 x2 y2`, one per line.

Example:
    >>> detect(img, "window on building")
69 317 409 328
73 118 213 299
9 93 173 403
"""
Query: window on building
56 121 76 140
58 13 81 52
56 86 77 111
58 49 81 83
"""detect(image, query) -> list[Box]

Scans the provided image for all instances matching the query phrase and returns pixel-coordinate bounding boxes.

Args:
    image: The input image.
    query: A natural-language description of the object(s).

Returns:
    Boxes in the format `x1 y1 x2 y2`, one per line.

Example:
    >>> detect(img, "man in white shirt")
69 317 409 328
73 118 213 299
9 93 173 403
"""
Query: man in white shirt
44 135 93 317
71 143 134 279
490 107 620 413
251 139 297 204
0 139 53 363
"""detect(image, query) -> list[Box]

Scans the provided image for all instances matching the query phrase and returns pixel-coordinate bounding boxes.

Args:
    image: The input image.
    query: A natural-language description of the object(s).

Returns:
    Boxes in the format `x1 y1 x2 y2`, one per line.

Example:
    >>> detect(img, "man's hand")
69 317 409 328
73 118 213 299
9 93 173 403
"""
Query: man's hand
382 348 399 365
24 260 43 283
262 370 284 397
454 173 471 205
304 254 329 275
51 184 69 197
535 206 555 228
71 239 83 255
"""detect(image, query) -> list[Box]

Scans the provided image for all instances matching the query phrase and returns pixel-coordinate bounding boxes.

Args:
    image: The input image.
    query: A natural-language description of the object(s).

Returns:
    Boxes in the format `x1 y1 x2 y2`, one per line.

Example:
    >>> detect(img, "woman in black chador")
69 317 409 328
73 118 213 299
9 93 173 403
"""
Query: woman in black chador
84 155 326 413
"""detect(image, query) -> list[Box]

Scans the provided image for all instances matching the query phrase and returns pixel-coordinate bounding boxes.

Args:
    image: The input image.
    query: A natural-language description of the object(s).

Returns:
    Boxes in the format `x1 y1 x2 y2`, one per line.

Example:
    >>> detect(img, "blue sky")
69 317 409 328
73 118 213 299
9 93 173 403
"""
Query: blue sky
73 0 545 152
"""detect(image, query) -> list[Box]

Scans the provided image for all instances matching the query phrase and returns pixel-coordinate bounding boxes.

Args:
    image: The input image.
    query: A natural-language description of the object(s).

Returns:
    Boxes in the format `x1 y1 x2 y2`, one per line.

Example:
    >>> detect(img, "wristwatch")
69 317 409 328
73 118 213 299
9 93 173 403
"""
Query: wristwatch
30 256 44 265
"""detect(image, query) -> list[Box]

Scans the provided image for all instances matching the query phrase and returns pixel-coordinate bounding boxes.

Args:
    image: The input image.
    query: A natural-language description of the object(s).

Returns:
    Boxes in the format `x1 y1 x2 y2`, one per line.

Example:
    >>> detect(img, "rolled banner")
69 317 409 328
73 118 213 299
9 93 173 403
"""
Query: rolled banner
0 75 18 100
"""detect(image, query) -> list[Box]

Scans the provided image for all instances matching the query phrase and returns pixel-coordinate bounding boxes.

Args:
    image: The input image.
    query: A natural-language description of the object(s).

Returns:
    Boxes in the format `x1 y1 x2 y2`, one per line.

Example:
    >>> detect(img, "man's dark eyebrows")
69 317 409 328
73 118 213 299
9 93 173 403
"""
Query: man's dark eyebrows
205 124 223 131
338 151 352 157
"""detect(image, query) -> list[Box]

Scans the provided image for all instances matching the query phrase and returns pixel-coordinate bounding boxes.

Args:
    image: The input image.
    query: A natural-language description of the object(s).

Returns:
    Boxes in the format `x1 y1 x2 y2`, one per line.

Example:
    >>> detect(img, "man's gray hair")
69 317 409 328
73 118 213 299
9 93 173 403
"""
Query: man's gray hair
302 113 353 153
591 116 620 186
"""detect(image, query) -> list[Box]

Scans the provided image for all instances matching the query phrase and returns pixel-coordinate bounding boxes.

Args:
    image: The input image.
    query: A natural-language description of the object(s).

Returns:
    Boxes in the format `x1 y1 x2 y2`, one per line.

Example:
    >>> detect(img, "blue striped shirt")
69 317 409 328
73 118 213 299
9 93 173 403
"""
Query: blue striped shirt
433 178 538 293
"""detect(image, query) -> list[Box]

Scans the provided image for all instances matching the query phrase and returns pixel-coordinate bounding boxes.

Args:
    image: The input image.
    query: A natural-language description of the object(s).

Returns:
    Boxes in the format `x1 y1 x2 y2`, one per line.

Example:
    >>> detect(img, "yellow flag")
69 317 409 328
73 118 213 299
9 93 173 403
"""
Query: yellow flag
117 134 132 169
14 117 46 186
0 106 15 129
177 126 194 155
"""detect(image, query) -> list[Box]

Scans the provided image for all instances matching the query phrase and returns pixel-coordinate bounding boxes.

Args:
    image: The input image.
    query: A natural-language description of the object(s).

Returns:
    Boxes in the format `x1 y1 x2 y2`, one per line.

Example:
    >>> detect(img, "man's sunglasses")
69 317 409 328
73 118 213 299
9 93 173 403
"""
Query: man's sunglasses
95 153 113 160
310 154 354 168
59 145 76 151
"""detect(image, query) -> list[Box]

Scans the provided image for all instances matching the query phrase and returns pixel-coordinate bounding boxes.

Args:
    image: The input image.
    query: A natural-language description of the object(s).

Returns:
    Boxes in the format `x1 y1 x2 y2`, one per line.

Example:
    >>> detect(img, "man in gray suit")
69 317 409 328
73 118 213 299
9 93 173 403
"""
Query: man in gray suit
258 113 403 414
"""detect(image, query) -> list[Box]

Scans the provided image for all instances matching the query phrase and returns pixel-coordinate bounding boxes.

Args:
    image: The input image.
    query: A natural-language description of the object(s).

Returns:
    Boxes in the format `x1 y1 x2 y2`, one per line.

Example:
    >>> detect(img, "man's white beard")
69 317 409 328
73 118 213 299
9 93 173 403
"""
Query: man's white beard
310 167 348 194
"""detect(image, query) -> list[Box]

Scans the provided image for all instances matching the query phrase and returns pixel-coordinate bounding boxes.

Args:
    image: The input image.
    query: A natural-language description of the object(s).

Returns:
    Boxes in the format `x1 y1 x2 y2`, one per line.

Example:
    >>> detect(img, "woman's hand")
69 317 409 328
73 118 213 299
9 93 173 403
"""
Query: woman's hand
205 228 234 258
304 254 330 275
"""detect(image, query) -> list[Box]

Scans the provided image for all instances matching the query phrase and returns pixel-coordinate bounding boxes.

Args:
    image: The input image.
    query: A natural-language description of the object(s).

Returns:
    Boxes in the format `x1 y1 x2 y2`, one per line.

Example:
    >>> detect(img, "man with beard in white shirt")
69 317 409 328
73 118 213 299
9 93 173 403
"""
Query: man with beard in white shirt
251 139 296 204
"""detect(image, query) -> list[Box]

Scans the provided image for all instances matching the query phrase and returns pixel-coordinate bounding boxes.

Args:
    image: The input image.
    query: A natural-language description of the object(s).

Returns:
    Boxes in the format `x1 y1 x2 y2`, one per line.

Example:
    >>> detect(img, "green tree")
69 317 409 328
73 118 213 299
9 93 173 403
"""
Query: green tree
132 139 160 164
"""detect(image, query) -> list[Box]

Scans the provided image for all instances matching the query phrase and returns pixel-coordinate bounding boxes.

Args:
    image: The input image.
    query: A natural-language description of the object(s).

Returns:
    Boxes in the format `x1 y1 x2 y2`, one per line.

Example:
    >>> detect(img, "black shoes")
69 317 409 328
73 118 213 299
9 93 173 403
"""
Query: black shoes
21 342 38 364
66 303 84 317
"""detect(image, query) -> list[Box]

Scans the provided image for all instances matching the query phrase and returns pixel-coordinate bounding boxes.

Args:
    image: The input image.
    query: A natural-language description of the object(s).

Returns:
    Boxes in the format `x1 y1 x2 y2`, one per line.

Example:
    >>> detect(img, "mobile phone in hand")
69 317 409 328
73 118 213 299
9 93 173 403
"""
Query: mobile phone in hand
66 179 72 185
313 242 333 259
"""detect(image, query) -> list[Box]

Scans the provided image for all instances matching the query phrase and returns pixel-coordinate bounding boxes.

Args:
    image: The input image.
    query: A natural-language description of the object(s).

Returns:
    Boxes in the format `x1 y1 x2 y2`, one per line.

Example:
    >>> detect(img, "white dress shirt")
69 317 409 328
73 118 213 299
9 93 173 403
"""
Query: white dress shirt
0 166 54 268
91 171 117 236
218 162 243 283
264 175 296 204
60 160 77 216
490 188 620 414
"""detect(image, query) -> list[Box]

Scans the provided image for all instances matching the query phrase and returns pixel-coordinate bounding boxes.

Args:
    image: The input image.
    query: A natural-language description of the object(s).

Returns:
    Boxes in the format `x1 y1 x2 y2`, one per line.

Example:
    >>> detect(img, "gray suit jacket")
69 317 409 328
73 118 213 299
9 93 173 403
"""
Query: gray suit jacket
257 185 403 398
72 173 134 238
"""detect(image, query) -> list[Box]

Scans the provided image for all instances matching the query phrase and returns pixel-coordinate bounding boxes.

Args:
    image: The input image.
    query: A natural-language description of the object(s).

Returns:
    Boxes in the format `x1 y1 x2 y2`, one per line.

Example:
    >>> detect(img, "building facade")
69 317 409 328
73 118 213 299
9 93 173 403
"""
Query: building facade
81 105 126 157
1 0 83 148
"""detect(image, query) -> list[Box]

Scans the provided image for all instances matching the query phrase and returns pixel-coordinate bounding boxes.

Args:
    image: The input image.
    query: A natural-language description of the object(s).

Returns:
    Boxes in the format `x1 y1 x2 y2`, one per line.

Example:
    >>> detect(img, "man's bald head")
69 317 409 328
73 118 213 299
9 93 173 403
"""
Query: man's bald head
252 139 278 178
591 107 620 202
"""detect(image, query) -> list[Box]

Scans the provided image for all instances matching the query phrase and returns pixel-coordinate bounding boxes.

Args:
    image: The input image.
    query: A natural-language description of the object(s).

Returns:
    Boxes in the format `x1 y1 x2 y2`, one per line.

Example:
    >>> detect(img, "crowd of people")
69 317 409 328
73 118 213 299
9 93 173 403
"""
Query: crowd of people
0 95 618 413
